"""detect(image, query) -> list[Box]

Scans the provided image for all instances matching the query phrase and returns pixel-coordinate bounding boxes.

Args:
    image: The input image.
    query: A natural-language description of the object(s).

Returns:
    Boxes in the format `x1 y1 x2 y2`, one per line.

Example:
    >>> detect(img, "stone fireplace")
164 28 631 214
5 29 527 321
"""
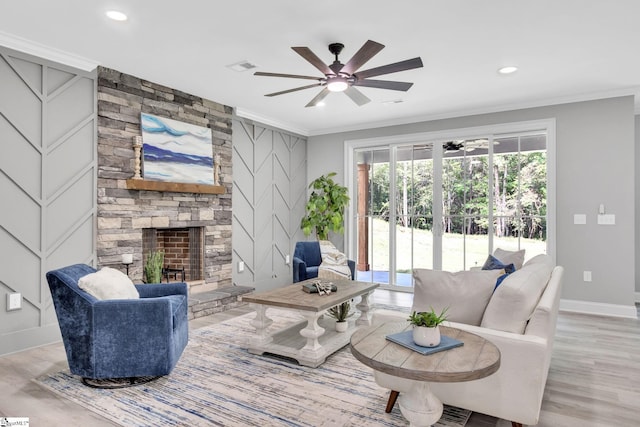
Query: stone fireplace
95 66 233 294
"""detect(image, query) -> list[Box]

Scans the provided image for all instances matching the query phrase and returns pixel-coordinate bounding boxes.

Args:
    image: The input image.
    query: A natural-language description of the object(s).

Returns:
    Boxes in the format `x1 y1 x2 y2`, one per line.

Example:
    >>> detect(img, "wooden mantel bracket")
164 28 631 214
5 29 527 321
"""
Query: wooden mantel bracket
125 179 225 194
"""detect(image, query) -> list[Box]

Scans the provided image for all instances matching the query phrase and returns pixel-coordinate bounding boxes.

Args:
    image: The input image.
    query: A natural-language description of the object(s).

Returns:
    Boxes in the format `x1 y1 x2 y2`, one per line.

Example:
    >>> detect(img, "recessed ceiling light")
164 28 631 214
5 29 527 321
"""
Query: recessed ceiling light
106 10 128 21
498 66 518 75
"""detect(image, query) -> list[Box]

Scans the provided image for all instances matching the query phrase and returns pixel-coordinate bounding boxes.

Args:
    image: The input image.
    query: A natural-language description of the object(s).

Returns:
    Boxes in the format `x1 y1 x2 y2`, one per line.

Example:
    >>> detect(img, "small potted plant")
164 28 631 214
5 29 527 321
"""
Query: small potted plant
408 307 448 347
144 250 165 284
327 300 354 332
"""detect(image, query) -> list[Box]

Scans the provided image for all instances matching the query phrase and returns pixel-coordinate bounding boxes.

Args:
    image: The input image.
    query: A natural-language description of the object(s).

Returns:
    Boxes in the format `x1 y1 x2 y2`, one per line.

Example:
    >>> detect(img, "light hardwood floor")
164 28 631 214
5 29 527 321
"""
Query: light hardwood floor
1 290 638 427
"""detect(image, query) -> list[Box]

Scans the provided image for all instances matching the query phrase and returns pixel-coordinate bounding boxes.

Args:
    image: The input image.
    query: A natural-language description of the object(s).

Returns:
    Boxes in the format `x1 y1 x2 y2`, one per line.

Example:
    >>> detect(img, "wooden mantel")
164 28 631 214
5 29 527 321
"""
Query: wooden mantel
126 179 225 194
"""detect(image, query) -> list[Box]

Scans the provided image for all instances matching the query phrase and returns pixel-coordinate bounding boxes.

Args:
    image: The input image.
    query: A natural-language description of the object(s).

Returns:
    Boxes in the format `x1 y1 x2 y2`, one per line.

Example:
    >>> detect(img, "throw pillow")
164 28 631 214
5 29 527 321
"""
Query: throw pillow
78 267 139 300
482 254 516 274
482 254 516 291
481 256 554 334
493 248 525 269
412 268 503 326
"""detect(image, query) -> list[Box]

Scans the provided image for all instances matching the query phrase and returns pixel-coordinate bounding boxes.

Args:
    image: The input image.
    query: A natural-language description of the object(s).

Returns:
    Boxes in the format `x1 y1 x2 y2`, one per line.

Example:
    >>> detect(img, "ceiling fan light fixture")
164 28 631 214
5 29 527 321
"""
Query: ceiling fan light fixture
326 77 348 92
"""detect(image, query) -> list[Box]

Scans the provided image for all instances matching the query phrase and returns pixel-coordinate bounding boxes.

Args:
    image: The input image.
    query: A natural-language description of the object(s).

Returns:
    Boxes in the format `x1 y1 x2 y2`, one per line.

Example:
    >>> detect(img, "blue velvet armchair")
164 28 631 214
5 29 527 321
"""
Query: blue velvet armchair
292 241 355 283
46 264 189 382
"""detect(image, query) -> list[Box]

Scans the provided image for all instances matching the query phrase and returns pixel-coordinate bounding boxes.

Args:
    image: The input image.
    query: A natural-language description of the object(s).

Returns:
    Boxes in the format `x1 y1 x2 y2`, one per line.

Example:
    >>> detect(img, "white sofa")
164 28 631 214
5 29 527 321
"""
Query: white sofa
373 254 564 427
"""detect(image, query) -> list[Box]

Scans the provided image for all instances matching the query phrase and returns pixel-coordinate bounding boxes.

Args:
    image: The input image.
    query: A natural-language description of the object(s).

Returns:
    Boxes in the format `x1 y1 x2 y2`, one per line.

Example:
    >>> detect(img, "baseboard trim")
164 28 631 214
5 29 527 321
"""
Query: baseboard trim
560 299 638 319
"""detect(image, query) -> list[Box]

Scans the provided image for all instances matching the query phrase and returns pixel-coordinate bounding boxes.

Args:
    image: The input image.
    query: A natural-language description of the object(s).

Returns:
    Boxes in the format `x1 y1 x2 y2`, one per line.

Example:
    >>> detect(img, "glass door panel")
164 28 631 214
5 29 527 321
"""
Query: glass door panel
352 129 547 288
442 139 491 270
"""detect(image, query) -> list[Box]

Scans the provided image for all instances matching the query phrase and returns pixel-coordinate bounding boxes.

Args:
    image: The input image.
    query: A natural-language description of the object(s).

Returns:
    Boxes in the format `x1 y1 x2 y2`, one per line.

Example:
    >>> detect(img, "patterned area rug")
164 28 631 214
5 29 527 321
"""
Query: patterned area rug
35 308 470 427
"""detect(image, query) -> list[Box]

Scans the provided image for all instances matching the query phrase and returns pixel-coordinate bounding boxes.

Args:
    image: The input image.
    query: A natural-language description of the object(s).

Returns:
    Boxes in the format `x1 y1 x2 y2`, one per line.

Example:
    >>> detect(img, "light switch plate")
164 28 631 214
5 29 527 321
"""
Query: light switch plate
238 261 245 273
7 293 21 311
597 214 615 225
573 214 586 225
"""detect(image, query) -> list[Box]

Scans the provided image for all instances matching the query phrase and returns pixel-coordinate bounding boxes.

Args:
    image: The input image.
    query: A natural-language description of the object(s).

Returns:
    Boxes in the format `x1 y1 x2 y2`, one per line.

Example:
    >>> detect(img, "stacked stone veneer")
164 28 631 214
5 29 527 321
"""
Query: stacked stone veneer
96 66 233 293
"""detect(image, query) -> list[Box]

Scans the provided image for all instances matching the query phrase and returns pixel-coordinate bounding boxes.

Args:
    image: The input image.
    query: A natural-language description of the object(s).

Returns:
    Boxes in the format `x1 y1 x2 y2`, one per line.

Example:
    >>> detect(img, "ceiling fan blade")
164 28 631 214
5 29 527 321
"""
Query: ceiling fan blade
340 40 385 75
354 57 424 80
254 71 321 81
305 88 330 107
344 86 371 106
265 83 321 97
292 47 333 75
353 79 414 91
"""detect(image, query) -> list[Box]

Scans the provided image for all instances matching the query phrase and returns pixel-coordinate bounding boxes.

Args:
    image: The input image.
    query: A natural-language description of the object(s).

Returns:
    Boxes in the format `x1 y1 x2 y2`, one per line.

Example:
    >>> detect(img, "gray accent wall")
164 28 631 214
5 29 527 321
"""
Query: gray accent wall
309 96 636 312
0 47 97 355
636 114 640 297
232 118 307 292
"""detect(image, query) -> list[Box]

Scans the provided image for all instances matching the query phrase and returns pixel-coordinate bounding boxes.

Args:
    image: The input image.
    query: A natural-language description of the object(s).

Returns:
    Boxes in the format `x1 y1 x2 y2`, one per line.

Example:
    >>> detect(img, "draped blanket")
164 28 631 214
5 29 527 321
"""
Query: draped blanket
318 240 351 280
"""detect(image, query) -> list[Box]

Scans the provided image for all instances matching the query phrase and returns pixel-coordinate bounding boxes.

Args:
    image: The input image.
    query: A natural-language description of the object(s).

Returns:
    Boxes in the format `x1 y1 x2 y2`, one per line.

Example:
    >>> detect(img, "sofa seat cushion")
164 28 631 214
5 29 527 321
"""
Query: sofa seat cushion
78 267 139 300
413 269 503 326
481 254 554 334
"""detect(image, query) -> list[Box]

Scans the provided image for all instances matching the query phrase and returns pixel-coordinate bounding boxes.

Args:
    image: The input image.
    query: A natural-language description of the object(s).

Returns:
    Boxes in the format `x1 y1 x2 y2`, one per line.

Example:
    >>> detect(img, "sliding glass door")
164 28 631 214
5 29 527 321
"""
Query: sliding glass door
349 124 550 290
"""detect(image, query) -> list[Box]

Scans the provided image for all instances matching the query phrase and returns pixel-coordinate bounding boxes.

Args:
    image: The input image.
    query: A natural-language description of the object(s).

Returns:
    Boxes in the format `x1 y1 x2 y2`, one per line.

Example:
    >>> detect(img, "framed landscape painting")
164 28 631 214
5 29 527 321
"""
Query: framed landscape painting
141 113 214 185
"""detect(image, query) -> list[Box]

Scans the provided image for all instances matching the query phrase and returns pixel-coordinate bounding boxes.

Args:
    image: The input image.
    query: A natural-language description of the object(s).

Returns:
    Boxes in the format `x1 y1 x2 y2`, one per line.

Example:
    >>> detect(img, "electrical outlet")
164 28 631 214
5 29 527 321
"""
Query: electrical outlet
7 293 21 311
238 261 245 273
583 271 592 282
285 255 290 265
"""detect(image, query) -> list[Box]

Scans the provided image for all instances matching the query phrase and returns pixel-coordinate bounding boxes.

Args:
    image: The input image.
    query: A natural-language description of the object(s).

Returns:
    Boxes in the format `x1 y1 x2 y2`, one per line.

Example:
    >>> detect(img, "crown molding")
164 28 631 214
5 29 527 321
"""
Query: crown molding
308 87 640 136
0 31 99 71
234 107 309 137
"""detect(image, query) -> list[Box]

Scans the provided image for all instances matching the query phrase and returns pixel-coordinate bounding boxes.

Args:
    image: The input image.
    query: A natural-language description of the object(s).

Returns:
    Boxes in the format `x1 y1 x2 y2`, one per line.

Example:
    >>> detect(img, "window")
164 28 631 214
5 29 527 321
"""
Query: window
346 120 554 290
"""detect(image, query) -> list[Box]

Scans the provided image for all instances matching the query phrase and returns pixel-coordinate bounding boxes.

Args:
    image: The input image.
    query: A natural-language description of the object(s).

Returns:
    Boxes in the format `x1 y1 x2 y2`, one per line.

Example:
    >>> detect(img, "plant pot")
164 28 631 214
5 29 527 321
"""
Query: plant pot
335 321 348 332
413 325 441 347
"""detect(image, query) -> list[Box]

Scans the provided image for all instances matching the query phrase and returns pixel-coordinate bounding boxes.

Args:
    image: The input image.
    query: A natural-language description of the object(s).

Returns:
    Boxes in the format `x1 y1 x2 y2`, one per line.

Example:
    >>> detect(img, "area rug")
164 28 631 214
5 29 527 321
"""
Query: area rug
35 308 470 427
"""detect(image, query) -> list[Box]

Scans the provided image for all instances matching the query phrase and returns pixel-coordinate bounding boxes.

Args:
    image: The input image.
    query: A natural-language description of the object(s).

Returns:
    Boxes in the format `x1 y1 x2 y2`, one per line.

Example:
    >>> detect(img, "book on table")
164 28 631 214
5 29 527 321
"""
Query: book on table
386 330 463 355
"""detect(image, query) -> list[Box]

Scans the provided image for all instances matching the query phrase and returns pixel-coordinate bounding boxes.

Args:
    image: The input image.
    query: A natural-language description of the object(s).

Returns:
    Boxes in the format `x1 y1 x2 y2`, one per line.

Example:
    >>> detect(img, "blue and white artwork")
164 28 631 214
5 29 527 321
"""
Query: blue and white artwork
141 113 214 185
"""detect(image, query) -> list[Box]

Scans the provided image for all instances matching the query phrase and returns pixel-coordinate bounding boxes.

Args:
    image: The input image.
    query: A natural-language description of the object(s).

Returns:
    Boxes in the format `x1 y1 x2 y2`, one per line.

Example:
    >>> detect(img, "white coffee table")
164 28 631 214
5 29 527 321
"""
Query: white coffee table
243 278 378 367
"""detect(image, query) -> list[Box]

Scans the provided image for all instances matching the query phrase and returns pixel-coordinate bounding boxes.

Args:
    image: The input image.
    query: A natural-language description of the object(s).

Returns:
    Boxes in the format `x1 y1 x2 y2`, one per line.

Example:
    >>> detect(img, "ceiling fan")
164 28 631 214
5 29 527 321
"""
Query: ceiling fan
444 139 495 154
254 40 423 107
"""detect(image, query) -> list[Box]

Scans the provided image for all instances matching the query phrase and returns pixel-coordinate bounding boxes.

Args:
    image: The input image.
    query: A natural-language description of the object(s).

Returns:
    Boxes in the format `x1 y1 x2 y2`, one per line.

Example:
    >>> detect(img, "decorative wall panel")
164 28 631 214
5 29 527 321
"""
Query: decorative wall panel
0 47 96 355
232 119 307 291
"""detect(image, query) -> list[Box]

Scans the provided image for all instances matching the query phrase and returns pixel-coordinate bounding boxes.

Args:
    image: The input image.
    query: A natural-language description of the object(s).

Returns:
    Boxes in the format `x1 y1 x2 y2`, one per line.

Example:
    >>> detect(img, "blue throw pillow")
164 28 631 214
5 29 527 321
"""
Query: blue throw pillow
481 255 516 290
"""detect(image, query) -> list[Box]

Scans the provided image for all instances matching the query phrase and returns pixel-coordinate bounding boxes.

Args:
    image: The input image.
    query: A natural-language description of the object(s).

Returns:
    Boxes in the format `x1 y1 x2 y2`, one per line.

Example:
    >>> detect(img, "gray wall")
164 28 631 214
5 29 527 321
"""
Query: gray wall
0 47 97 355
636 114 640 297
232 117 307 292
309 96 636 311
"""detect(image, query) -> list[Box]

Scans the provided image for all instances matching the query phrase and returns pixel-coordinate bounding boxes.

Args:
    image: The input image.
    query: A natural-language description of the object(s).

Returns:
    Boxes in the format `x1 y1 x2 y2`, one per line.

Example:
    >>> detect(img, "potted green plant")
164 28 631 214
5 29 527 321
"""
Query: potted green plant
144 250 165 284
408 307 448 347
327 300 354 332
300 172 350 241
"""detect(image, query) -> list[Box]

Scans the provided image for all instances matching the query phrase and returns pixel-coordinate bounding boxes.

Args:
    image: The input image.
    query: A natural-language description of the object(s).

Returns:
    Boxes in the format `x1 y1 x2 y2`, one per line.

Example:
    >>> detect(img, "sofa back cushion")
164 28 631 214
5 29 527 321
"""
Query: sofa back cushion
481 254 554 333
413 269 503 326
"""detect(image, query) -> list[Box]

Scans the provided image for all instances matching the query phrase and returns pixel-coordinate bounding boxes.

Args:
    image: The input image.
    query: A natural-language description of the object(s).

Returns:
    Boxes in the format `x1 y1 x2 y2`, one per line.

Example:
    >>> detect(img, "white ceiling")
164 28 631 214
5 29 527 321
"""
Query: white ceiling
1 1 640 136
